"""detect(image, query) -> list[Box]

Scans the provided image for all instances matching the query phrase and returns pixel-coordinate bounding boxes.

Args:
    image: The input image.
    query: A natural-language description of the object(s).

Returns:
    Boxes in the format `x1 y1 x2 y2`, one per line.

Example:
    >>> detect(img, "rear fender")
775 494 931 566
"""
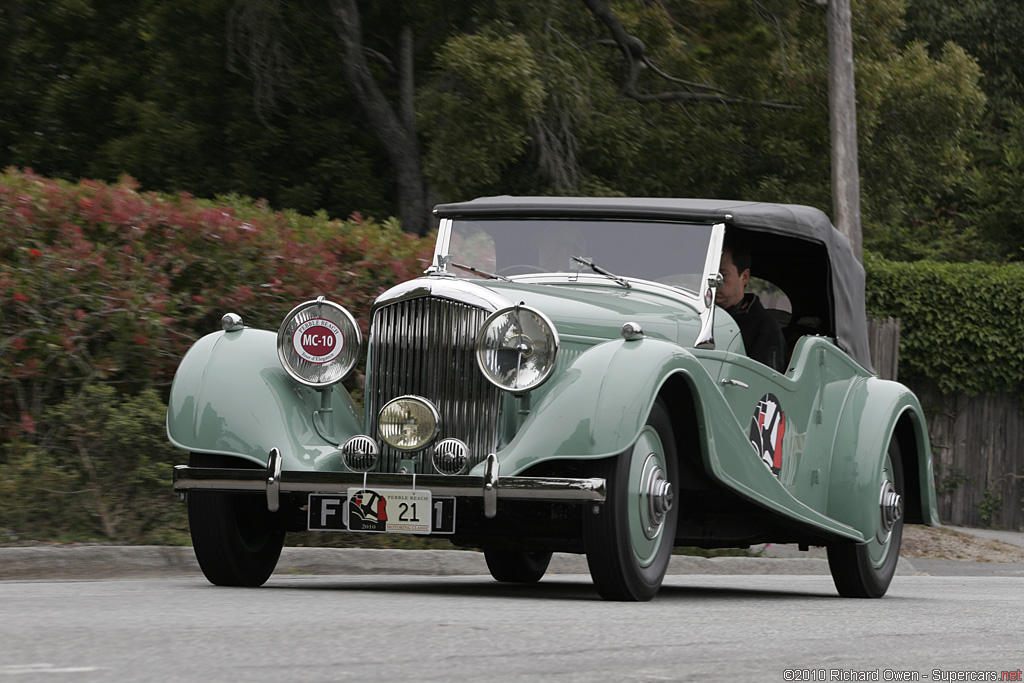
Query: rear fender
166 328 363 471
826 378 940 537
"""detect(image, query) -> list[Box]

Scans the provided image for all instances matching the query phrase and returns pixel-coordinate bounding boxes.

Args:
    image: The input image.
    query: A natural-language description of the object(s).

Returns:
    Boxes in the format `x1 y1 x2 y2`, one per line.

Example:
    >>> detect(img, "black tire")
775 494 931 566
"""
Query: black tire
584 400 679 601
484 549 553 583
187 453 286 587
827 437 904 598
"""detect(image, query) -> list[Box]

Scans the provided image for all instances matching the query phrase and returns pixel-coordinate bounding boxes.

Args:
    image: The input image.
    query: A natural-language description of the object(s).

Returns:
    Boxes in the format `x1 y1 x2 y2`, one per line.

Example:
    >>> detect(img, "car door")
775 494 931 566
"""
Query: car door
715 338 834 515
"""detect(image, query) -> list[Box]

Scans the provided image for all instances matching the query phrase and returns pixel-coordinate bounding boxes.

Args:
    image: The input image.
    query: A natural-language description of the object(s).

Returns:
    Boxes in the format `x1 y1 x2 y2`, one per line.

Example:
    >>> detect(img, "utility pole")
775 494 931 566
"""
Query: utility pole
824 0 863 261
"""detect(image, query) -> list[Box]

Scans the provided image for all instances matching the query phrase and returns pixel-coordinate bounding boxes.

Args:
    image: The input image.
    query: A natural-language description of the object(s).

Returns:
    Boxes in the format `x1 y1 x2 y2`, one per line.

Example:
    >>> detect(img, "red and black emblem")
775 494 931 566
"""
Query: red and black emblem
749 393 785 476
348 489 388 532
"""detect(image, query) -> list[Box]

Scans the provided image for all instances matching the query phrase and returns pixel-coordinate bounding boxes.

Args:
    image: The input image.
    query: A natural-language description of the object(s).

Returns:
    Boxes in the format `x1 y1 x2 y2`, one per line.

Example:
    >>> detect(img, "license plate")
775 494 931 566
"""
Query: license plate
308 490 456 534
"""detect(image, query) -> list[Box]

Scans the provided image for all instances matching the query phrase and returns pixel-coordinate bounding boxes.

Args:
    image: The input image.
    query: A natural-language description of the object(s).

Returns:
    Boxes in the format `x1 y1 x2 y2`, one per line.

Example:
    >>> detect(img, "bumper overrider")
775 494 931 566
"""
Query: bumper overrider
173 450 607 519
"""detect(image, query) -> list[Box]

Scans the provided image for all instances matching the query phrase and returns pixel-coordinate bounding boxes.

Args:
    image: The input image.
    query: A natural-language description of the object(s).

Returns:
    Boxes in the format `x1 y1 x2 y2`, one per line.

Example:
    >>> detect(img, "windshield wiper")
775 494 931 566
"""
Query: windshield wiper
571 256 631 289
450 261 511 282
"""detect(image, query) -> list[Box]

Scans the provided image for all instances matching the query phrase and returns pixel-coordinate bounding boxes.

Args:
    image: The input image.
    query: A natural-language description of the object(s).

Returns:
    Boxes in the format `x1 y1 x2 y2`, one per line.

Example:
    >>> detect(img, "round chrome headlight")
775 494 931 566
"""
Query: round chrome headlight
378 396 440 451
277 297 361 387
476 304 559 392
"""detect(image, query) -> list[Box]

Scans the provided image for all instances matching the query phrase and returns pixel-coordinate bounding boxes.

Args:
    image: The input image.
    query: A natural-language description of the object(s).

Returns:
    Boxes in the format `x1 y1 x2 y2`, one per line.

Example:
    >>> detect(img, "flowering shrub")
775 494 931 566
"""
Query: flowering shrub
0 169 433 541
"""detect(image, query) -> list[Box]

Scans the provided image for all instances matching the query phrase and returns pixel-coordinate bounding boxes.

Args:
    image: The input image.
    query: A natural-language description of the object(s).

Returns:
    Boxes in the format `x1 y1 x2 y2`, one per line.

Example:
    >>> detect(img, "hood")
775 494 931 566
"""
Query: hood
374 276 703 346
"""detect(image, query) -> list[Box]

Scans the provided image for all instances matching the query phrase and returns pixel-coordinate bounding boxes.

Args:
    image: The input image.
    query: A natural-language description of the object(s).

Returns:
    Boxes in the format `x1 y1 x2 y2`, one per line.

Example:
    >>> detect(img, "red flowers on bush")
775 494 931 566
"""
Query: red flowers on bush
0 168 434 442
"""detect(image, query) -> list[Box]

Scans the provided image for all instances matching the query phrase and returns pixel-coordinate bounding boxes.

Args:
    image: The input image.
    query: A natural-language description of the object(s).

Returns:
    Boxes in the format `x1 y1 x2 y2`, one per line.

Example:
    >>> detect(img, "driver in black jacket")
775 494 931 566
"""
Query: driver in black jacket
716 235 788 373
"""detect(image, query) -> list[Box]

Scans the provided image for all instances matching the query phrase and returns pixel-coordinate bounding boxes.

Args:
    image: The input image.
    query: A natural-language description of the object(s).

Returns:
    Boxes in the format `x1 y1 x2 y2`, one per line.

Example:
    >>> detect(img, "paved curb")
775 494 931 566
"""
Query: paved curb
0 545 919 581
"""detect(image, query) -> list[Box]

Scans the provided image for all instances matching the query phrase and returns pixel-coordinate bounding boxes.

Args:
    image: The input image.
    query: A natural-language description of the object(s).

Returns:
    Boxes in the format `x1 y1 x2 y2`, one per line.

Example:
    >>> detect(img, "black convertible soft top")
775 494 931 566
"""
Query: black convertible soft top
434 197 872 371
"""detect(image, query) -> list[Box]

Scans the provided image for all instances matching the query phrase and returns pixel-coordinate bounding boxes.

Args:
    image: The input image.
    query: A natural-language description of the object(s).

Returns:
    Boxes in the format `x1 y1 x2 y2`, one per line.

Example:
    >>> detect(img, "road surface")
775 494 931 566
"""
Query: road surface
1 573 1021 682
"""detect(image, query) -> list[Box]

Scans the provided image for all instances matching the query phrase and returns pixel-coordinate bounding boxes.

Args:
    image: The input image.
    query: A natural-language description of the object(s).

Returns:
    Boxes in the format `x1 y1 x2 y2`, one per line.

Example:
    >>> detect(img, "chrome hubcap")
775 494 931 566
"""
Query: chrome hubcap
878 477 903 540
641 455 674 539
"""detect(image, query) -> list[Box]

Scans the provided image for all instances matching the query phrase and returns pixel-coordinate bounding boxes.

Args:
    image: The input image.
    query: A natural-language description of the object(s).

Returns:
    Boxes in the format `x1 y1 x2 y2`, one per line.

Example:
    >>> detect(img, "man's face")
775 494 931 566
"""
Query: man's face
716 249 749 309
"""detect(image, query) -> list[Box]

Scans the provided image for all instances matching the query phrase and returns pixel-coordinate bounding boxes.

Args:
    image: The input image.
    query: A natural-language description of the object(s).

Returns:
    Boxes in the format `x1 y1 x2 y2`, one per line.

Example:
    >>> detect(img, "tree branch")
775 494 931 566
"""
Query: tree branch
579 0 799 110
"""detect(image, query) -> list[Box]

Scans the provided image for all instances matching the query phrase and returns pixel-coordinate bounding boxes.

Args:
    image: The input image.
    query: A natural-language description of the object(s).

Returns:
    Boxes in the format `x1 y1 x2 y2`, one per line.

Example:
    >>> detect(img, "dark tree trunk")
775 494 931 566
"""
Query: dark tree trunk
328 0 430 235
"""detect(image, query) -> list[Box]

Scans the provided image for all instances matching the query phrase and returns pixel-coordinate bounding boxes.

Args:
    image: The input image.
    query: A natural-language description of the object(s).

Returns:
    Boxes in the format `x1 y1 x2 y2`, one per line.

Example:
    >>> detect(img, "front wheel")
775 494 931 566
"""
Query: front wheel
584 400 679 601
483 549 553 583
826 437 904 598
187 453 286 587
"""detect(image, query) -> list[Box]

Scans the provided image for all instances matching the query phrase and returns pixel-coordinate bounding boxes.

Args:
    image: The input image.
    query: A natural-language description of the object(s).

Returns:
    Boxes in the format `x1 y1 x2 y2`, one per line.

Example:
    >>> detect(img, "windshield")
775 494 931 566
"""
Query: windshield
445 218 714 293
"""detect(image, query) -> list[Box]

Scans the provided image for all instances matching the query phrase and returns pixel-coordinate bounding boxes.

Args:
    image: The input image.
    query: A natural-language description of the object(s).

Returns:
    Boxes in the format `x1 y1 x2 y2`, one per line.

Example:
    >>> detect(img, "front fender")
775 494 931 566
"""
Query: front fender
166 328 363 471
827 377 940 537
493 338 699 474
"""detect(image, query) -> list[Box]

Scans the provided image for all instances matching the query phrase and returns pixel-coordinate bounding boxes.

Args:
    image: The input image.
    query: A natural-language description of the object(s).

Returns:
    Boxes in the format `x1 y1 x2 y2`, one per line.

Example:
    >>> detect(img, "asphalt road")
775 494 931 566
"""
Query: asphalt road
3 544 1024 581
1 573 1022 682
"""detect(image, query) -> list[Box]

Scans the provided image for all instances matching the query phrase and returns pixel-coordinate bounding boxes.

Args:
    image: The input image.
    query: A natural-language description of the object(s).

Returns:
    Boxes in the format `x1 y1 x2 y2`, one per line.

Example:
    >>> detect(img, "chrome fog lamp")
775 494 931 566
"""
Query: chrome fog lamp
341 435 379 472
378 396 440 451
432 438 469 475
277 297 361 387
476 304 559 392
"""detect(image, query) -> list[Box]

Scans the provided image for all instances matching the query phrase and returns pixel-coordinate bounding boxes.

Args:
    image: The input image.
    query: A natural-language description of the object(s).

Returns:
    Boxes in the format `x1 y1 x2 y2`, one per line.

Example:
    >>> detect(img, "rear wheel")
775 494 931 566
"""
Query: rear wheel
827 437 904 598
187 453 286 587
483 549 553 583
584 400 678 601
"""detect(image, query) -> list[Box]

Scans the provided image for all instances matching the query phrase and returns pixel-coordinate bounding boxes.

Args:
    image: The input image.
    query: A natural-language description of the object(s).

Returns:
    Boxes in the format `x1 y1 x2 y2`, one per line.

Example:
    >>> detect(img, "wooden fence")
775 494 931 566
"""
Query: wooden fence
867 318 1024 530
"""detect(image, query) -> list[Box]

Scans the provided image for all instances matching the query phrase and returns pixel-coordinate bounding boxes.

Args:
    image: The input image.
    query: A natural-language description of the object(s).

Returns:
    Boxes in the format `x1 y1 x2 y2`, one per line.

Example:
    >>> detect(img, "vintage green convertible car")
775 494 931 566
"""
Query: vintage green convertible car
169 197 939 601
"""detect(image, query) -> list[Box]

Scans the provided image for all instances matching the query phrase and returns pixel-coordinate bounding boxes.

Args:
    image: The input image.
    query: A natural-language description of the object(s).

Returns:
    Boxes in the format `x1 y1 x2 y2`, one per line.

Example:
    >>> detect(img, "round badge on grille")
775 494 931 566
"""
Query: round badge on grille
292 318 344 364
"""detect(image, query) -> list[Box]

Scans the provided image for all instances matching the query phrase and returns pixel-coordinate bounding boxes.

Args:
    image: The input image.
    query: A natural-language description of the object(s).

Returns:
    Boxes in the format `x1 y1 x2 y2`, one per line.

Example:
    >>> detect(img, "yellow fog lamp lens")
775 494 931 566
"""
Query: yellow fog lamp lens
476 305 559 392
377 396 440 451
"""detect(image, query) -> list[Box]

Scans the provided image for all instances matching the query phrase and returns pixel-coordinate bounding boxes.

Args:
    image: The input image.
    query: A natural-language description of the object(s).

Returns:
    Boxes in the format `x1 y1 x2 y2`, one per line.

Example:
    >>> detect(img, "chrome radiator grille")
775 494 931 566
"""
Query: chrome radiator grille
366 296 502 473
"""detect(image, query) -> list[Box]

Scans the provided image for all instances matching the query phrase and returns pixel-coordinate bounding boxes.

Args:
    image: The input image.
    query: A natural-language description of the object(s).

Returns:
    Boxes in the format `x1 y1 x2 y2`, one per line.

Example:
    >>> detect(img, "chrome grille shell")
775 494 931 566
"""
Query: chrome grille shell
366 279 512 473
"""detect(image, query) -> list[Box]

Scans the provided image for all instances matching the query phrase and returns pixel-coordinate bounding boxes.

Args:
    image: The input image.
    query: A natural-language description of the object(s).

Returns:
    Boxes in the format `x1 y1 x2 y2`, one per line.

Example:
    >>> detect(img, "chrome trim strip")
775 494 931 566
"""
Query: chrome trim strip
429 217 453 272
173 465 606 504
372 277 514 316
695 222 726 349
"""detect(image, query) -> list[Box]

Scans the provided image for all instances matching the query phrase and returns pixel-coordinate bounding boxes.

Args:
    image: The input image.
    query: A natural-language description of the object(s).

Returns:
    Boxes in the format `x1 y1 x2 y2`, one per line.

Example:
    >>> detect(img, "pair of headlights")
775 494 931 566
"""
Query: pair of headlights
277 298 560 451
277 298 560 393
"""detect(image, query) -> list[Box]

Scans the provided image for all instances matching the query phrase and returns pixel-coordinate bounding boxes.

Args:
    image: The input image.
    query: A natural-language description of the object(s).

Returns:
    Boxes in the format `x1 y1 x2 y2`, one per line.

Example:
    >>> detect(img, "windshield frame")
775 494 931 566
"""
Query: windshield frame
429 216 726 349
431 217 719 295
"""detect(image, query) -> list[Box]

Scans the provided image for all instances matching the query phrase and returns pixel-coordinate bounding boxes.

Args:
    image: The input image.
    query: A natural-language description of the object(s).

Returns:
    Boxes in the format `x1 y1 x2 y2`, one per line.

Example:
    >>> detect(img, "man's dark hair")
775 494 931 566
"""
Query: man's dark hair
722 233 752 274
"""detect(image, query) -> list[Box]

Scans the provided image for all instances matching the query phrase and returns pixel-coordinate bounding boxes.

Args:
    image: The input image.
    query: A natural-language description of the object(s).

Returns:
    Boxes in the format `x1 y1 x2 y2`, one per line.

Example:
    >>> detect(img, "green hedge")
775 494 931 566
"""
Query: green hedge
865 252 1024 396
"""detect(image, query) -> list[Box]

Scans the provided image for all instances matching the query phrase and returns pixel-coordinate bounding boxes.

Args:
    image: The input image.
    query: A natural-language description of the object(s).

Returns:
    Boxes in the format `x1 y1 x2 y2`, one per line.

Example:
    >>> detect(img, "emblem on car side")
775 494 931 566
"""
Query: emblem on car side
749 393 785 476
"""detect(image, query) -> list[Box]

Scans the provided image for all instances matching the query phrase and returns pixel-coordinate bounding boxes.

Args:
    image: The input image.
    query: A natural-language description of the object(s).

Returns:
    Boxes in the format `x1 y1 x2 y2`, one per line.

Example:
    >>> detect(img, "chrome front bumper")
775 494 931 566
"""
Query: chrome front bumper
173 451 607 519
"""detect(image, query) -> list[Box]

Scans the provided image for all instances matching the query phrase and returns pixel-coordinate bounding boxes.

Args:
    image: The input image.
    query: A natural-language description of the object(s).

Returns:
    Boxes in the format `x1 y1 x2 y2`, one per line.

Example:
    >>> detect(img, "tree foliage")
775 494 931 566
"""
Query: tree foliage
3 0 1014 258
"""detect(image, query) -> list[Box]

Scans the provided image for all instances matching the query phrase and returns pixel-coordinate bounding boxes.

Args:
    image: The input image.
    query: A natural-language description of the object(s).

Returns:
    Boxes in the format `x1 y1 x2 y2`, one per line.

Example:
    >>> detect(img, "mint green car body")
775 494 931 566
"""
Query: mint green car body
169 197 938 600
